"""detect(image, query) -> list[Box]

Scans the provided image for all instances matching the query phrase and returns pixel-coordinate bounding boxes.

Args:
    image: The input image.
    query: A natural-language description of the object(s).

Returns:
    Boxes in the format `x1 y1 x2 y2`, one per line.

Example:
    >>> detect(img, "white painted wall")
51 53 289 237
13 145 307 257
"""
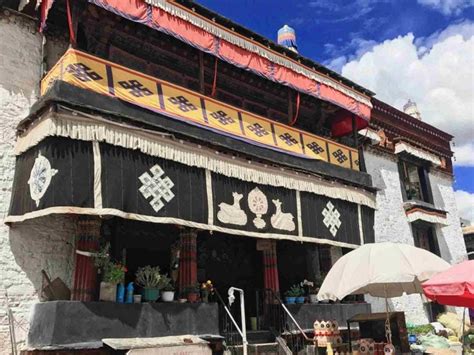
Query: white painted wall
364 147 467 325
0 11 72 354
429 170 467 263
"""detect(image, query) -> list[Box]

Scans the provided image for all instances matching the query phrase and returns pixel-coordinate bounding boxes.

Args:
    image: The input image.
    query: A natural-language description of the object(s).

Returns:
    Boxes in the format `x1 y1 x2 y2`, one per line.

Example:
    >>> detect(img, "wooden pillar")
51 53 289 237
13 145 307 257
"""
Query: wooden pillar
198 52 205 94
72 217 101 301
178 228 198 295
262 240 279 293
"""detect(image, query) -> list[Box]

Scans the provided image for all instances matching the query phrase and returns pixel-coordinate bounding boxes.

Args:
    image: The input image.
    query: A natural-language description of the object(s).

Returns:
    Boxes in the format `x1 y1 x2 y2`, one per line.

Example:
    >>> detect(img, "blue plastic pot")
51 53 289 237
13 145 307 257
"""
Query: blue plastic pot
285 296 296 304
296 296 305 304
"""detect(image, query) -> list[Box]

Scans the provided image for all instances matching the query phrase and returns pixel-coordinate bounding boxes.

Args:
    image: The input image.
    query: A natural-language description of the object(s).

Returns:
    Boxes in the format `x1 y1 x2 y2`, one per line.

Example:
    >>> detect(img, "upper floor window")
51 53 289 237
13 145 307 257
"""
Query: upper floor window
399 160 433 203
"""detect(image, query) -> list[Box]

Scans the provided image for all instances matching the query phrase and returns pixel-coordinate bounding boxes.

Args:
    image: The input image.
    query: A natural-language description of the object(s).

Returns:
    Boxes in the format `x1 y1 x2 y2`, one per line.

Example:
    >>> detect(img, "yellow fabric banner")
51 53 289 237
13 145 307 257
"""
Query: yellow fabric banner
41 49 360 171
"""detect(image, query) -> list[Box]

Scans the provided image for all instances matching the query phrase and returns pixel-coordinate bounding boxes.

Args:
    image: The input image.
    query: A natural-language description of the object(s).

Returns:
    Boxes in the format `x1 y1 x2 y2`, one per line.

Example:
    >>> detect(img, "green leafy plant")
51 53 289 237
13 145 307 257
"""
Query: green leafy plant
185 283 200 294
285 284 304 297
159 274 175 291
135 266 162 288
94 243 126 284
407 324 434 335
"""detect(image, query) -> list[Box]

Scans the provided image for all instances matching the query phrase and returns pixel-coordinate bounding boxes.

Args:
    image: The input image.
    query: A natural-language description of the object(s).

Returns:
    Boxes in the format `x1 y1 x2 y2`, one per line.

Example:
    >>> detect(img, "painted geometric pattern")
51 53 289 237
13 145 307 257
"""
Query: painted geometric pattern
322 201 341 237
41 49 360 171
139 165 175 212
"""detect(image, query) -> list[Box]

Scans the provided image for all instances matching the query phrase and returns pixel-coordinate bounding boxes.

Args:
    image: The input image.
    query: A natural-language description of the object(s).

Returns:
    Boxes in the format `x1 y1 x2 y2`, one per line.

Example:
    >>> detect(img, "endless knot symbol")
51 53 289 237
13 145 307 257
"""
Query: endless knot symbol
306 141 324 154
168 96 197 112
332 149 348 164
210 110 235 125
247 123 269 137
279 133 298 146
118 80 153 97
65 63 102 82
322 201 341 237
138 165 175 213
354 159 359 167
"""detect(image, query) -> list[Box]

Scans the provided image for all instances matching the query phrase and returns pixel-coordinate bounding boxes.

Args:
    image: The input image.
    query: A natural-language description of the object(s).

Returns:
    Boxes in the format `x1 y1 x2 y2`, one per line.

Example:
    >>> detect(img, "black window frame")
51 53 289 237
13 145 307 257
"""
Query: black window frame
398 156 434 204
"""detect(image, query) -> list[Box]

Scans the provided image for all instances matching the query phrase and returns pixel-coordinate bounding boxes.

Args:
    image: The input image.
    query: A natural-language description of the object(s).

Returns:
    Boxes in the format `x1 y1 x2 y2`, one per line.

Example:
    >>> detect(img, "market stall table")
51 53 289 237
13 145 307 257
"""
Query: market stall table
346 312 410 353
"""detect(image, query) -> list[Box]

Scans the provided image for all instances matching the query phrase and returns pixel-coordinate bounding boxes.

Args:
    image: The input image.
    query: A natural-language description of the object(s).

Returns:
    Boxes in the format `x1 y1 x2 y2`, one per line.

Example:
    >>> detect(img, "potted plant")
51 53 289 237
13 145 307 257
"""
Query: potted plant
295 284 305 303
200 280 214 303
302 279 319 304
136 265 162 302
185 284 200 303
94 244 127 302
159 275 175 302
285 284 303 304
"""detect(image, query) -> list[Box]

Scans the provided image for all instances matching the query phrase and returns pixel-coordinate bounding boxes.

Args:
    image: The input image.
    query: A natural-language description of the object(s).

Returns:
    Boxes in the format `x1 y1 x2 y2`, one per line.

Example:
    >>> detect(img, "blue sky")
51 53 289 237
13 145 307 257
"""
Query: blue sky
198 0 473 221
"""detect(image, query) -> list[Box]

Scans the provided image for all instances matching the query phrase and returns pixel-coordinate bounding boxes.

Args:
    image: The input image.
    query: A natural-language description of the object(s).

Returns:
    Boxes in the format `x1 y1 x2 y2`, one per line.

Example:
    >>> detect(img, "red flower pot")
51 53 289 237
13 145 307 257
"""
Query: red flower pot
187 292 199 303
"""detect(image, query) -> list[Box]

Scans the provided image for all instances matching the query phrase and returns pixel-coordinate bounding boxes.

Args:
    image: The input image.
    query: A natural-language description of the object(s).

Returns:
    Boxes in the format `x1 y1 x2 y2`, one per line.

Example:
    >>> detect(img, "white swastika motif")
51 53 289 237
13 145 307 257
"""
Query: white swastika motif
322 201 341 237
139 165 175 212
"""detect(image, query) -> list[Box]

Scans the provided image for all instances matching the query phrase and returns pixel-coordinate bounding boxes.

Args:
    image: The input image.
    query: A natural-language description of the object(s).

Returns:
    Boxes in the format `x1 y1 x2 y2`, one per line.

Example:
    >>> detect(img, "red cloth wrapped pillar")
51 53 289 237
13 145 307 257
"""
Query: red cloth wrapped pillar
178 228 198 295
72 217 101 301
263 240 279 293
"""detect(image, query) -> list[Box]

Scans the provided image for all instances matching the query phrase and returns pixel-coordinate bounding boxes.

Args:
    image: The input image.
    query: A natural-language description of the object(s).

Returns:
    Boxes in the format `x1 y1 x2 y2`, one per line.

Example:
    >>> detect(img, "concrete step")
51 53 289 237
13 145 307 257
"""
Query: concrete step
226 342 279 355
226 330 276 344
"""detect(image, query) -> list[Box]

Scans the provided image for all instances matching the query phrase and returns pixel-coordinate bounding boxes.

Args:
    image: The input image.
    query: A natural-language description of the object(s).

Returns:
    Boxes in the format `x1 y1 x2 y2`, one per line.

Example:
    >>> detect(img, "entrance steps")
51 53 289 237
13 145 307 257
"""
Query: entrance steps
226 342 279 355
226 330 279 354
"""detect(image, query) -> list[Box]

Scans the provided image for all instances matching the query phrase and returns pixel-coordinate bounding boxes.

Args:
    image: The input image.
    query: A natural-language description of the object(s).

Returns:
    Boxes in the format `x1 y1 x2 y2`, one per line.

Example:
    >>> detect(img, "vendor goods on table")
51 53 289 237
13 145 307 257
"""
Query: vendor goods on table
314 319 343 347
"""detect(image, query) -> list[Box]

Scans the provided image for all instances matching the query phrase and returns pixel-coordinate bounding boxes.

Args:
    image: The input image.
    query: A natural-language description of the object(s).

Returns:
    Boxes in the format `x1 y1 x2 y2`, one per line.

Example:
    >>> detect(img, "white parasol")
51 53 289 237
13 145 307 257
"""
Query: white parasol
317 242 450 345
317 242 450 301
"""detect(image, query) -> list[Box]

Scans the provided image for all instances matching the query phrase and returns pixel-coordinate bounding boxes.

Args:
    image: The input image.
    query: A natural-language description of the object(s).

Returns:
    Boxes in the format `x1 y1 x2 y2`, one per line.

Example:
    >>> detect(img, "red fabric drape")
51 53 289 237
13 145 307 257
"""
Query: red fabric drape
211 58 218 97
178 229 198 295
66 0 76 46
72 218 101 301
263 241 280 293
39 0 55 32
289 92 300 126
91 0 372 125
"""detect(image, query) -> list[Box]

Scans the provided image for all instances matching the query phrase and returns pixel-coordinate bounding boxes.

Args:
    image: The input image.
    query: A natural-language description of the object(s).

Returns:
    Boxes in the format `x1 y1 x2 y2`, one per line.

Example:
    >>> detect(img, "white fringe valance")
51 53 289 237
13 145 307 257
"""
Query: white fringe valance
16 112 376 208
406 210 448 225
144 0 372 108
395 142 441 166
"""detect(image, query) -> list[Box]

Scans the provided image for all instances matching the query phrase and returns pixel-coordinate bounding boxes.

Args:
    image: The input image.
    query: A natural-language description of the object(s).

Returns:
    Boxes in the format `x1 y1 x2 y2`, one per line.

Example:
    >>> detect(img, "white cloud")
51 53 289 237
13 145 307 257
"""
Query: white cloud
340 21 474 167
454 190 474 223
453 143 474 166
417 0 473 16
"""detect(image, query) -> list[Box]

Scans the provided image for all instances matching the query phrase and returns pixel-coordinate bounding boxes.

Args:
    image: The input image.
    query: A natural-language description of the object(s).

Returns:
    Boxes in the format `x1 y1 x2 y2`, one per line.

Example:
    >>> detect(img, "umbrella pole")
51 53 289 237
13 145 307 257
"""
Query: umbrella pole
384 286 392 344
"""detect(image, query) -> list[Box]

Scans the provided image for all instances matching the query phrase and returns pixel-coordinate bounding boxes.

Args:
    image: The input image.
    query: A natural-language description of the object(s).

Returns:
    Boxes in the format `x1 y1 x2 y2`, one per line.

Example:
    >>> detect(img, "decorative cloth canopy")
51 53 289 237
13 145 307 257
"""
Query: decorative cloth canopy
52 0 372 124
405 207 448 226
395 142 442 166
41 49 361 171
6 134 375 248
422 260 474 308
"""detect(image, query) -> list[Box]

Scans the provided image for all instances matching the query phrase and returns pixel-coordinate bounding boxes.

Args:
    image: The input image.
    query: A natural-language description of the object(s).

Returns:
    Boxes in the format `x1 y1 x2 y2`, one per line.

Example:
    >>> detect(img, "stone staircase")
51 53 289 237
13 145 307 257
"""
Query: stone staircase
225 330 280 355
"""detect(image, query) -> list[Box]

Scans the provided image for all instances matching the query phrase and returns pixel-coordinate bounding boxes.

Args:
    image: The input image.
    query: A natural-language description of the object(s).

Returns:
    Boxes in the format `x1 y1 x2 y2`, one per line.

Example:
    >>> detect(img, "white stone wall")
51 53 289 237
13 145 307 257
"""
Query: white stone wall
0 11 72 354
364 147 467 325
429 170 467 263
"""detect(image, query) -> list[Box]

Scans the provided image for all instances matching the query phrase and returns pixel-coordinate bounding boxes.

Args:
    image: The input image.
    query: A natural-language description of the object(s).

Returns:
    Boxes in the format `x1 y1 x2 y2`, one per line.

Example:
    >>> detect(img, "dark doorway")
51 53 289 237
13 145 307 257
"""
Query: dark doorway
197 232 263 322
412 221 440 256
106 219 180 285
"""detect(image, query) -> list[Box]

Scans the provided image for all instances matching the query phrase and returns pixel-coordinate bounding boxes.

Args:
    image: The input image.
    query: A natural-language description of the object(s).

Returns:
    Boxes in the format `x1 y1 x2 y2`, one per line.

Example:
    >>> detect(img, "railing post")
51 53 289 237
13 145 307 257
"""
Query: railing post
228 287 248 355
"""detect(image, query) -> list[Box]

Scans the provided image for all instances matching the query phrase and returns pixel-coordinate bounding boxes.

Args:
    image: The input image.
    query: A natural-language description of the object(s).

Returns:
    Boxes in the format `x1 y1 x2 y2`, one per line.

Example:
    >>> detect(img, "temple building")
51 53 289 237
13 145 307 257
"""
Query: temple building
0 0 466 353
360 98 467 324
